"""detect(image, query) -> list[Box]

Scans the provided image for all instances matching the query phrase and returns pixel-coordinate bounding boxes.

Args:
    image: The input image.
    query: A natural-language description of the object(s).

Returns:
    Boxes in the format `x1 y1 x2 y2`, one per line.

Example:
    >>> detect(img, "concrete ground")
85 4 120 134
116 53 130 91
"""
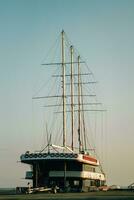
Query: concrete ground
0 191 134 200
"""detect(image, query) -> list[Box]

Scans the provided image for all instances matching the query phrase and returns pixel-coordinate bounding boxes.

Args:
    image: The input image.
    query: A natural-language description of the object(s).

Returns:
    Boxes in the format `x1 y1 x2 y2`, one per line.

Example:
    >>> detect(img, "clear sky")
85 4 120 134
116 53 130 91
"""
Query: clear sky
0 0 134 187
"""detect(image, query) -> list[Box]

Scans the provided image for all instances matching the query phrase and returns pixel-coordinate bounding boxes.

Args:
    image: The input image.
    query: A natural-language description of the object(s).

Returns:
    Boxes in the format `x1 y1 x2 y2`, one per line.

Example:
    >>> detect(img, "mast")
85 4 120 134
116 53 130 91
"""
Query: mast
81 76 87 151
78 55 82 153
61 30 66 148
70 45 74 150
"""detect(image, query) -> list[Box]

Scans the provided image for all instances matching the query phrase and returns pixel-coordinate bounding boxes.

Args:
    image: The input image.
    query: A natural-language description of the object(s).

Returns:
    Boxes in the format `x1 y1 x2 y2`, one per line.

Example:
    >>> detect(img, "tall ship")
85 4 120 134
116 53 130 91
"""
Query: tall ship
20 30 106 192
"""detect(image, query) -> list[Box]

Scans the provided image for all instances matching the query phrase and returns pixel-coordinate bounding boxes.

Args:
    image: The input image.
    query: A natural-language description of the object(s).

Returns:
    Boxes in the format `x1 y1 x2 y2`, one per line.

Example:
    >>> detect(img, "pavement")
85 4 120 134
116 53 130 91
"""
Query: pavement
0 191 134 200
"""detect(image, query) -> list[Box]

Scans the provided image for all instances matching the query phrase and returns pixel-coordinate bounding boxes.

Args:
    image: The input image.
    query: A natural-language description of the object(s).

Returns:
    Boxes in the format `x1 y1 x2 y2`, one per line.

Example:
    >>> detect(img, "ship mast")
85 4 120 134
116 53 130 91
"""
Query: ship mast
61 30 66 148
78 55 82 153
70 45 74 150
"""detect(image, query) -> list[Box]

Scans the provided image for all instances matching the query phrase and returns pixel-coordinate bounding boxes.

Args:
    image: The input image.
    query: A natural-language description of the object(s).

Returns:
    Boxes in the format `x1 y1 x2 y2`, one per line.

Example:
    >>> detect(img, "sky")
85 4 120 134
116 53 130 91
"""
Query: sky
0 0 134 187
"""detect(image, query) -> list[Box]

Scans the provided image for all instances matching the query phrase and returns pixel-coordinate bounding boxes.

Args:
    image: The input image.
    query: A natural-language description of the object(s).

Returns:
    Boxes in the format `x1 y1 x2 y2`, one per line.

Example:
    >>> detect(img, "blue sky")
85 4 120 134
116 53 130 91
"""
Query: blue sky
0 0 134 187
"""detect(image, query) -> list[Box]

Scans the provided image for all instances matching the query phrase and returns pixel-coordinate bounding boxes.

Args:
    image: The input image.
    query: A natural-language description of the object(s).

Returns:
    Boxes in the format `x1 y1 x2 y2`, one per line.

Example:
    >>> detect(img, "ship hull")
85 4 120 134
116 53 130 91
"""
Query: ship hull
21 152 105 191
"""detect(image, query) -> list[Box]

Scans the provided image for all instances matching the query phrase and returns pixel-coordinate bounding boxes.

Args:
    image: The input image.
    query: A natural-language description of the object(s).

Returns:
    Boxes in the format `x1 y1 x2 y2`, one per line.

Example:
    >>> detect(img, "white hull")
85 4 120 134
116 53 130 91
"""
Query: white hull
49 171 105 181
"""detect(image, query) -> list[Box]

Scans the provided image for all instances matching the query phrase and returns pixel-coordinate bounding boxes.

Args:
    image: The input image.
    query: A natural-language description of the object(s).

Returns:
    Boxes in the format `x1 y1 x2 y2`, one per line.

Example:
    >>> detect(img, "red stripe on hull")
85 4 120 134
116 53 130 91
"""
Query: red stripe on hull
83 155 97 163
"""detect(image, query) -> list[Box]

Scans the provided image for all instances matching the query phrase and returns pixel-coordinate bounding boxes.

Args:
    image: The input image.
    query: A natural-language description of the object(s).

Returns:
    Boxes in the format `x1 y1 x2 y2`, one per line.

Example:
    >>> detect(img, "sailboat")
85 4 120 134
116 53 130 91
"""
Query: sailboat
20 30 106 192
